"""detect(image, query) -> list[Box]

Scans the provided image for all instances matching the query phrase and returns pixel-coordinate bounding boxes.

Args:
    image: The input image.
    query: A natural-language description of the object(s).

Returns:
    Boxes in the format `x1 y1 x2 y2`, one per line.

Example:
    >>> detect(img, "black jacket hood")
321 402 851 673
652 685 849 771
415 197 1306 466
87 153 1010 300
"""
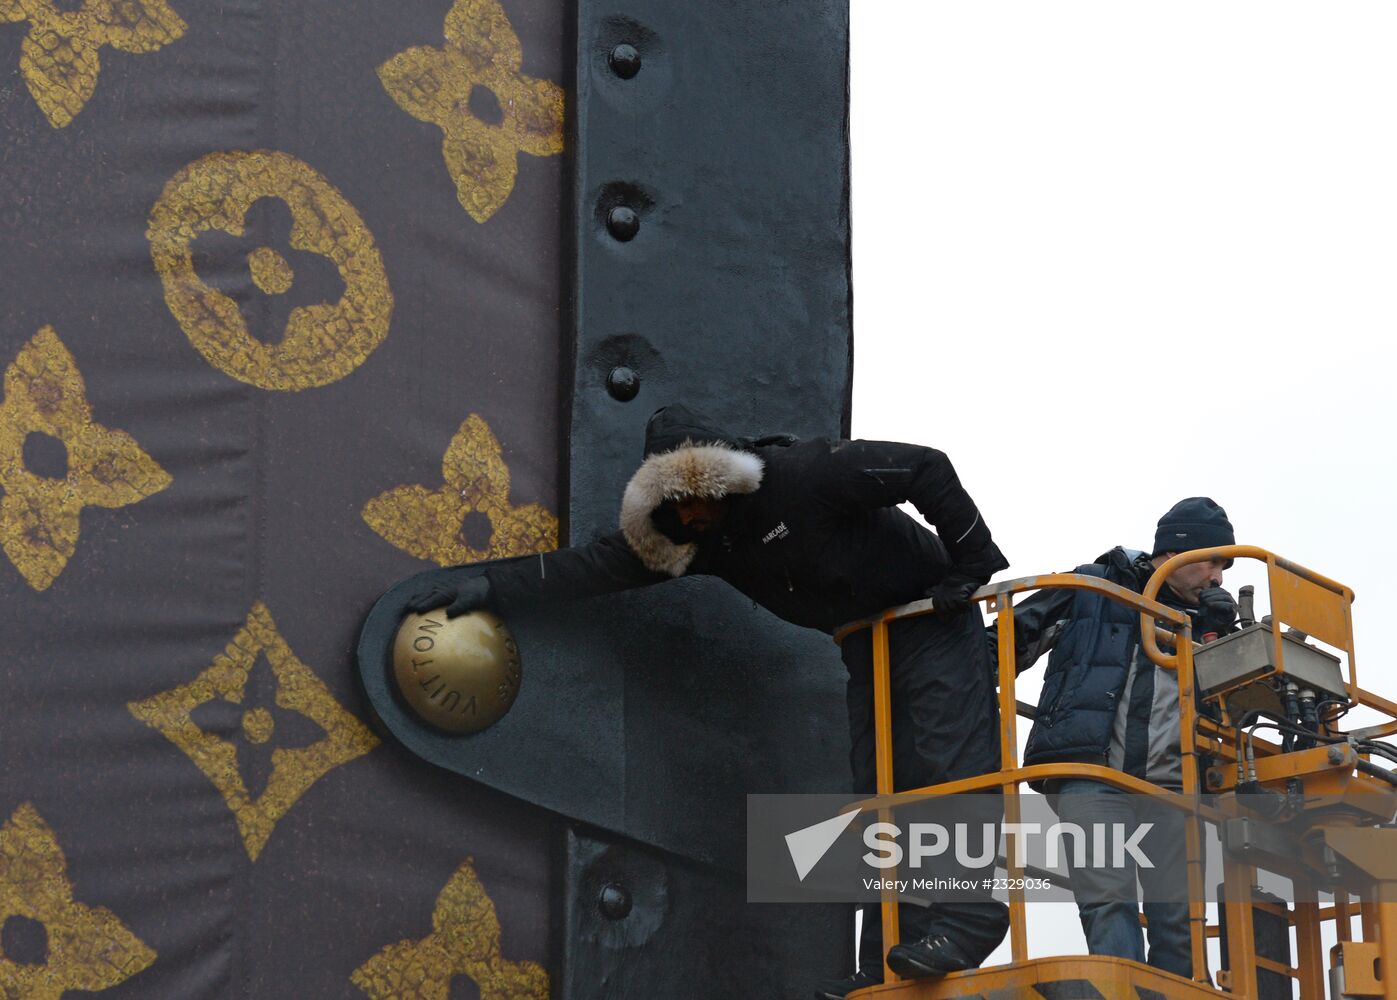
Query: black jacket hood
641 404 744 456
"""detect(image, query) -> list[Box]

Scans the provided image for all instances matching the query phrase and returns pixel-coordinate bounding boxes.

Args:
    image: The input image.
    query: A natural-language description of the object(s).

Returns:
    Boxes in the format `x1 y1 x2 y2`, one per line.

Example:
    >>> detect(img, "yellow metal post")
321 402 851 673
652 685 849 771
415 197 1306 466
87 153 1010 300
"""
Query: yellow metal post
1292 879 1326 1000
1223 859 1260 999
1175 628 1209 984
872 619 900 982
1363 892 1381 945
995 594 1028 963
1379 889 1397 1000
1339 892 1355 943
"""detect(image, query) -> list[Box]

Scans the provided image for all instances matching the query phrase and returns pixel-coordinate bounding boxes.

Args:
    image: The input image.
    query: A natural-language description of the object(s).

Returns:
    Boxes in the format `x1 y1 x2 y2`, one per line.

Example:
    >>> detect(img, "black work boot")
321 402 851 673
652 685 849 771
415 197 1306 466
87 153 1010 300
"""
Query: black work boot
811 967 882 999
885 934 976 979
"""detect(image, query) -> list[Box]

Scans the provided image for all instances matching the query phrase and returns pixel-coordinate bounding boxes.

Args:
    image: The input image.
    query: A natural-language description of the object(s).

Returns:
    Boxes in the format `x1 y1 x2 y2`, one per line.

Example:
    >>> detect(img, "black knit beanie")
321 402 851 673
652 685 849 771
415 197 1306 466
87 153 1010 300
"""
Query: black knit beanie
1153 497 1235 567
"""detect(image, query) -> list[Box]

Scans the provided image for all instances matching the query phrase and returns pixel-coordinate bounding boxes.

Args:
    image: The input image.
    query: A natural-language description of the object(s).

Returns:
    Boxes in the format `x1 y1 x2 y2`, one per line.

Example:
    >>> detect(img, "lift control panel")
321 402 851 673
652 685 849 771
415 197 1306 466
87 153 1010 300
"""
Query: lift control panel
1195 622 1347 718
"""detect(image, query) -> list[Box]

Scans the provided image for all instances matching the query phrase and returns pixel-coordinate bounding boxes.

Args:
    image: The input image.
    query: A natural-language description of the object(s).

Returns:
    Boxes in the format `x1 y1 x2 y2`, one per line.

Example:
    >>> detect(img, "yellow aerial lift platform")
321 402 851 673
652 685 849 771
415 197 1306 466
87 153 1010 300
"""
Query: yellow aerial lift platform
834 546 1397 1000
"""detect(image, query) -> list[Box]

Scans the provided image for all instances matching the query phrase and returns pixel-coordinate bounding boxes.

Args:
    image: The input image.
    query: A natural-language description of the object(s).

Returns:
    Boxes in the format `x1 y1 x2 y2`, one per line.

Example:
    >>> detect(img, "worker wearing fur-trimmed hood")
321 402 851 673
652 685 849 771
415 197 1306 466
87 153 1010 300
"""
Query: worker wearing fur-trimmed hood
407 403 1015 991
454 402 1008 635
616 406 767 577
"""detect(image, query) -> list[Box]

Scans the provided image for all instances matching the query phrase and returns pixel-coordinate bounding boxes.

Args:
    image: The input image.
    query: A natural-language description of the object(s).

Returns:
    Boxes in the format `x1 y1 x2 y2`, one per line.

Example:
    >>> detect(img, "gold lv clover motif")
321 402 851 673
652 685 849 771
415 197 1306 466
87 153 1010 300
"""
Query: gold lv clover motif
362 413 557 566
377 0 564 223
127 602 379 861
0 0 185 128
351 858 549 1000
0 326 171 591
0 803 156 998
147 150 394 391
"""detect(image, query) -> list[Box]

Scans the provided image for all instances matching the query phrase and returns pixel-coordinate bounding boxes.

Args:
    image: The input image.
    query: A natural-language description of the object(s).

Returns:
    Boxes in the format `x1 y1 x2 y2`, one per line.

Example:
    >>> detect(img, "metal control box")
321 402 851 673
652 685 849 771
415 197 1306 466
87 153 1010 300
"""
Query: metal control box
1195 622 1347 717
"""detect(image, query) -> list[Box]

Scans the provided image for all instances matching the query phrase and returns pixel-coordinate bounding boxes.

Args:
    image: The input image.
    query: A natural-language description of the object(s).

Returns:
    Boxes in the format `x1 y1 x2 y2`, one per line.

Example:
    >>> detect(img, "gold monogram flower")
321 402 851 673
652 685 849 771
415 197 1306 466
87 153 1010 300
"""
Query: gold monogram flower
377 0 564 223
0 803 157 997
0 0 186 128
351 859 549 999
147 150 395 392
127 602 380 861
362 413 557 566
0 326 171 591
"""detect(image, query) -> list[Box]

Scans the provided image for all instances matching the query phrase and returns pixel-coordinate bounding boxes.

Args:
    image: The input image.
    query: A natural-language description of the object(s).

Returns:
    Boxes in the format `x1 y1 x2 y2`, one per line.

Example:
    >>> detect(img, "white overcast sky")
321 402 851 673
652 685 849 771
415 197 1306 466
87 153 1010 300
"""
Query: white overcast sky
850 0 1396 970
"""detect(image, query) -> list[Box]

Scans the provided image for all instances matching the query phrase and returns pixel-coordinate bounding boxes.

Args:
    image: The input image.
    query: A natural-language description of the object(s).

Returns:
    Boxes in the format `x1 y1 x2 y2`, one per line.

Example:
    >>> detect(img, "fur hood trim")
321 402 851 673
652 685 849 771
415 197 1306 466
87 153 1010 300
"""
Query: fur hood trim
620 443 764 576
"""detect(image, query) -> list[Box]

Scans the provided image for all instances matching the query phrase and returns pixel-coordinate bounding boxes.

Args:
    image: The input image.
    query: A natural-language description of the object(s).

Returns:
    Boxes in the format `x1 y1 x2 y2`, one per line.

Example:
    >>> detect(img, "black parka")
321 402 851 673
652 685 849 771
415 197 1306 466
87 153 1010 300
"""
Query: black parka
486 406 1007 635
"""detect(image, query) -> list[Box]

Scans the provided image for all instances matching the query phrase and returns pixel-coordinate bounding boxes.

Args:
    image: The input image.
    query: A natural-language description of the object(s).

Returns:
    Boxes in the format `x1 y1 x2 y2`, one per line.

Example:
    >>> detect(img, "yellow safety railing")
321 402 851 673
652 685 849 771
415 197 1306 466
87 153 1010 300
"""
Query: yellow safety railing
832 546 1394 997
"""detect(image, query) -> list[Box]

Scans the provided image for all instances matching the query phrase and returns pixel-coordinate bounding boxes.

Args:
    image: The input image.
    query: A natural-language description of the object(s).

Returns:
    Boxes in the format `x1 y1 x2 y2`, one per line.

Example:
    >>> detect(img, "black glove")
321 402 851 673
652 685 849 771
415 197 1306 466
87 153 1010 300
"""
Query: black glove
404 575 492 619
1198 585 1237 636
927 572 983 617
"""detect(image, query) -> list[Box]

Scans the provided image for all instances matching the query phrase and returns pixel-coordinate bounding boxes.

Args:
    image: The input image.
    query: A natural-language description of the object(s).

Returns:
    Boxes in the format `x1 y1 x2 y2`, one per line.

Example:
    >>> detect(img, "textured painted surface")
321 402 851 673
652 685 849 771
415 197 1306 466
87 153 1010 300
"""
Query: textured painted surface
362 413 558 565
359 0 855 994
378 0 565 223
361 0 854 871
3 0 852 992
0 326 170 591
127 602 380 861
351 859 549 999
562 828 849 1000
2 0 185 127
0 803 156 997
2 0 561 993
147 150 394 392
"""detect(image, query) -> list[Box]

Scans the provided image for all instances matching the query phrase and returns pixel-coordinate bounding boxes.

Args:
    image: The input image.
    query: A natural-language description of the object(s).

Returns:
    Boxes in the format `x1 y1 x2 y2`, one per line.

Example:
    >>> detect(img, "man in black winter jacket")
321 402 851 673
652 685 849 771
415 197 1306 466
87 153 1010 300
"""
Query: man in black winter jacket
996 497 1238 978
406 404 1011 998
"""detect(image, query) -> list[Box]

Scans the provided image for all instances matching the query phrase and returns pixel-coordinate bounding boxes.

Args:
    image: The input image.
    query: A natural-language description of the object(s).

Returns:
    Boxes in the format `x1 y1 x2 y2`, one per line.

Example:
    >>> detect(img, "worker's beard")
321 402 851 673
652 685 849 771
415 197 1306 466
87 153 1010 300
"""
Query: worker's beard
651 503 715 544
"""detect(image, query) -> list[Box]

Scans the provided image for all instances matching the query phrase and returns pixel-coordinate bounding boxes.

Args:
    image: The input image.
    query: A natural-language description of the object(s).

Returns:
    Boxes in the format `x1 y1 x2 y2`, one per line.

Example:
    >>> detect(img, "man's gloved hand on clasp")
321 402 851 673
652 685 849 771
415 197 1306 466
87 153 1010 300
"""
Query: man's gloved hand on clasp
926 571 984 617
404 576 493 619
1198 585 1238 636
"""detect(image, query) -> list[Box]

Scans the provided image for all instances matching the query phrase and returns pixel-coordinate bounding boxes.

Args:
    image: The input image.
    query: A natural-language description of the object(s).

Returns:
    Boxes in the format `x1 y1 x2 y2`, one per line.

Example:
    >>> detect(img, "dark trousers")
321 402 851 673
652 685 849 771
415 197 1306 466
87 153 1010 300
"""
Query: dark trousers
1051 779 1193 977
843 608 1010 973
